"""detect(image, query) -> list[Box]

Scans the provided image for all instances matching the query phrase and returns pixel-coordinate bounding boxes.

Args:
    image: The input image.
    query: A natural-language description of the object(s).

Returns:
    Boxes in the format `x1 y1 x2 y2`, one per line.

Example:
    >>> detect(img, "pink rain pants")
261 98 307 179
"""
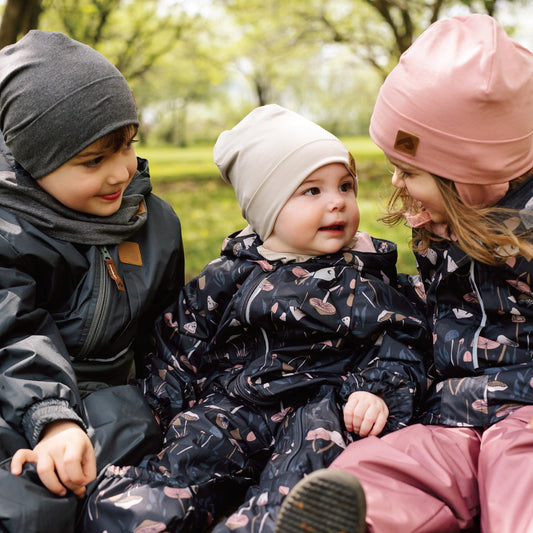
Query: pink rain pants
330 405 533 533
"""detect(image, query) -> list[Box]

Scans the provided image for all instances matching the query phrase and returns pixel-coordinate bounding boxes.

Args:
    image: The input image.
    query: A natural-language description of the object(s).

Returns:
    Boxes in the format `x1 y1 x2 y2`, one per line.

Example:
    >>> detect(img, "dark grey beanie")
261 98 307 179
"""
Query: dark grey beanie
0 30 139 178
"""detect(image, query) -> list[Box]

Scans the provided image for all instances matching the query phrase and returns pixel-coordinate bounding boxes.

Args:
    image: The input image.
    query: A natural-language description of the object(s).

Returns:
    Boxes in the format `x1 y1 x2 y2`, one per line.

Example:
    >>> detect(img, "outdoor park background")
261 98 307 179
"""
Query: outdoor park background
1 0 532 280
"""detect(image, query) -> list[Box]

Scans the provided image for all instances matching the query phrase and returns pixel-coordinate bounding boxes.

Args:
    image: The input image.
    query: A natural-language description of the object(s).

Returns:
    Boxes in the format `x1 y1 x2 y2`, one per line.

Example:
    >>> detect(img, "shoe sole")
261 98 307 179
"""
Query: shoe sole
275 468 366 533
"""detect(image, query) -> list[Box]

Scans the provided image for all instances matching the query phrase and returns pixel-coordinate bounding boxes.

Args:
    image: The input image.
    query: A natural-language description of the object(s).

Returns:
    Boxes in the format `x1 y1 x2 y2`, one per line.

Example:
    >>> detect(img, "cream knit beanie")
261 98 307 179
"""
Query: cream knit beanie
214 104 353 240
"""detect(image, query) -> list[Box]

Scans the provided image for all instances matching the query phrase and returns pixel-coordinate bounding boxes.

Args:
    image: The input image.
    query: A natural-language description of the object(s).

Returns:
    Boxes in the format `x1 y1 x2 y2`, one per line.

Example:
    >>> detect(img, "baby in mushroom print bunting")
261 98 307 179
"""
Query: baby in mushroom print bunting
81 104 430 533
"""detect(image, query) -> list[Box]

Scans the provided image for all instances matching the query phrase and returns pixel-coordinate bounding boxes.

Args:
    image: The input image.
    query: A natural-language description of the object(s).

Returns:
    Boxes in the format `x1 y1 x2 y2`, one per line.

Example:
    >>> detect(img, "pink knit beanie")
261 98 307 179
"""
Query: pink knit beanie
370 14 533 199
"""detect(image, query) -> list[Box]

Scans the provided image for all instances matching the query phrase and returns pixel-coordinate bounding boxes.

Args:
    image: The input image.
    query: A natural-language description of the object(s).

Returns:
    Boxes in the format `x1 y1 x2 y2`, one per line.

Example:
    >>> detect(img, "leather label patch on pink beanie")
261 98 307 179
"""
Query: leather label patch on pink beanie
394 130 420 157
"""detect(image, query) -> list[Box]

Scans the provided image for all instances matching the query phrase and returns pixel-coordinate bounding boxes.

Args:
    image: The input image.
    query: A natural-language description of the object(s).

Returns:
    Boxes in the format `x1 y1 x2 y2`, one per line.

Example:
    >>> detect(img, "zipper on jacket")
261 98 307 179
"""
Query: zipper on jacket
469 260 486 369
100 246 125 291
244 273 271 360
281 405 308 474
79 246 120 357
230 271 273 405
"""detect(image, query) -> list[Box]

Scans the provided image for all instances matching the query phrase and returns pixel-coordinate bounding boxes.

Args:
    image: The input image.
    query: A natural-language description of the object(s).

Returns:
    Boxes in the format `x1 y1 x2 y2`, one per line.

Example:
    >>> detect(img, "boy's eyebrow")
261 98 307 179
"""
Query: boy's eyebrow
72 147 106 160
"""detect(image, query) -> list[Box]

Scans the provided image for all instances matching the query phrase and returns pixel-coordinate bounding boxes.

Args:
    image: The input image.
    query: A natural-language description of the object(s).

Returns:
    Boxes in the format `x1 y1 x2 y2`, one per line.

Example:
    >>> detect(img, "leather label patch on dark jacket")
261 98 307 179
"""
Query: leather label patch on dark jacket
119 241 142 266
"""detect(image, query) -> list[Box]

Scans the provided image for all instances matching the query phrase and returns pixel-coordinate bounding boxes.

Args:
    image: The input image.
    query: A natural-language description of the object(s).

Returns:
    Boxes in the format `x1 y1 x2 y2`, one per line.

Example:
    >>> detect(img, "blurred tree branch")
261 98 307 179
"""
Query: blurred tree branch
0 0 42 48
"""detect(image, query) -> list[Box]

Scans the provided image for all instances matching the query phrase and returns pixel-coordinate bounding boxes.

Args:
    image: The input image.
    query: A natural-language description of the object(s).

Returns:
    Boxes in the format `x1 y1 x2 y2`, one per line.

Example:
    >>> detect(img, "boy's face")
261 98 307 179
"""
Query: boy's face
37 135 137 217
263 162 359 256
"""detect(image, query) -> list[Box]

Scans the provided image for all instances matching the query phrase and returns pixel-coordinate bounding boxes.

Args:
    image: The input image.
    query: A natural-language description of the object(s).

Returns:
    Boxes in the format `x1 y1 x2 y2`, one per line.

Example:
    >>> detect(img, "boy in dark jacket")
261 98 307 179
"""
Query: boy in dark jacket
0 31 184 532
83 104 429 533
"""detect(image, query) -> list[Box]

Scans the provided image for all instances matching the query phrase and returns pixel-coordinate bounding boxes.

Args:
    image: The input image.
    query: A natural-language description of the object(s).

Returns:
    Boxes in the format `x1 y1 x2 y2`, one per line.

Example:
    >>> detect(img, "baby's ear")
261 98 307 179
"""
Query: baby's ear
348 152 357 175
348 152 358 196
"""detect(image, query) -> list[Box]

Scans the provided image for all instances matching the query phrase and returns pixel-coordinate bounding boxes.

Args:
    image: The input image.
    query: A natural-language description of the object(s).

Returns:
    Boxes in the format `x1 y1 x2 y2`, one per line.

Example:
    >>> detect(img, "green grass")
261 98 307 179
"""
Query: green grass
137 139 417 282
139 145 219 181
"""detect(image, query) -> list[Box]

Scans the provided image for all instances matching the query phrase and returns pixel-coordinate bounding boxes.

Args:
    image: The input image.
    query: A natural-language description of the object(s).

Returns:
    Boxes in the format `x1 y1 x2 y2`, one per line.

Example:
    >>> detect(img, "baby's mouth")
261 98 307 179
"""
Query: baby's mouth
319 224 345 231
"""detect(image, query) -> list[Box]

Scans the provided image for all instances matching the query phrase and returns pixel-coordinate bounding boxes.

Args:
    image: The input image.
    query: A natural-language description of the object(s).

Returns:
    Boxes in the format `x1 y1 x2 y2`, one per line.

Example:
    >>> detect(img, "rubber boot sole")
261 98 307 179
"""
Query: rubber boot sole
275 468 366 533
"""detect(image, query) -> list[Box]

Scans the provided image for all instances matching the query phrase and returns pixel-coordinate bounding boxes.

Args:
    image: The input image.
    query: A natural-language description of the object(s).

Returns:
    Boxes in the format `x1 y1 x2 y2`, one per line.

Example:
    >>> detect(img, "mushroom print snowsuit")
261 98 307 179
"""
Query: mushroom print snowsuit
415 181 533 428
82 229 429 533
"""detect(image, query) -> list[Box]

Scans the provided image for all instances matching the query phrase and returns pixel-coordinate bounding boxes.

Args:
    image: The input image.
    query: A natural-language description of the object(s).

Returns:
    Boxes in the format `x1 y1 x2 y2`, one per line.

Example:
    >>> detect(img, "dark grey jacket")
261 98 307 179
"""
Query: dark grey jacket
0 151 184 448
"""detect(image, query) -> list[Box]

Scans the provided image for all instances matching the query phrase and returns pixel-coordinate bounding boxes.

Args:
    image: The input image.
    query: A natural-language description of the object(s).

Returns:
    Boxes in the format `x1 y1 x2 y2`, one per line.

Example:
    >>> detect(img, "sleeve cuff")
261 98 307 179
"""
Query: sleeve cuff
22 399 86 447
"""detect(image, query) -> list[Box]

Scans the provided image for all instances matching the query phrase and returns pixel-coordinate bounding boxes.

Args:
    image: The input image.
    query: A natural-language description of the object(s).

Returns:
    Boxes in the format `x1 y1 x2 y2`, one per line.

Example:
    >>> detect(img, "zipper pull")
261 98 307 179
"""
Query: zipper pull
100 246 126 291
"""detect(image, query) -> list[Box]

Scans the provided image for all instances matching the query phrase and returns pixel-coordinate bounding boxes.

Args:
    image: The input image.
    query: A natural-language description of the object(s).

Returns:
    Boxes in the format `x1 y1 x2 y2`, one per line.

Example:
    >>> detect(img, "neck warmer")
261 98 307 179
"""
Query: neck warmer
0 157 149 245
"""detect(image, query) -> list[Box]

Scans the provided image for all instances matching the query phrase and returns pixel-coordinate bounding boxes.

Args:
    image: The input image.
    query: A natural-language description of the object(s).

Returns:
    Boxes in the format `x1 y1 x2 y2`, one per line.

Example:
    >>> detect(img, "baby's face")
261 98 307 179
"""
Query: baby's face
262 163 359 256
36 134 138 217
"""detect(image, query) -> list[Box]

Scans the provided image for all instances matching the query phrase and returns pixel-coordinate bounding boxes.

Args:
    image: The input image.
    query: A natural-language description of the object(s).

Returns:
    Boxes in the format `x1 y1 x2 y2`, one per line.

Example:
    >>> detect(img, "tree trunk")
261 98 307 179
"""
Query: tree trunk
0 0 42 49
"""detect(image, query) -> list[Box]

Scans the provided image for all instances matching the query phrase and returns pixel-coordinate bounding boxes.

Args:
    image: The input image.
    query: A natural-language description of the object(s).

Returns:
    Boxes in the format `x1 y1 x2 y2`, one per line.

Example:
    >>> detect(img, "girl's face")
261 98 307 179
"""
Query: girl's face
263 163 359 256
37 134 138 217
389 157 447 224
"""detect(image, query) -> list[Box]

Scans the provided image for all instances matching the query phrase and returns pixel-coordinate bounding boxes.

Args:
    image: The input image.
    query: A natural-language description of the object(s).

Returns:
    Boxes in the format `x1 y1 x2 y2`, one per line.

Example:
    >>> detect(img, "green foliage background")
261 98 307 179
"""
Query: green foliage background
138 138 417 282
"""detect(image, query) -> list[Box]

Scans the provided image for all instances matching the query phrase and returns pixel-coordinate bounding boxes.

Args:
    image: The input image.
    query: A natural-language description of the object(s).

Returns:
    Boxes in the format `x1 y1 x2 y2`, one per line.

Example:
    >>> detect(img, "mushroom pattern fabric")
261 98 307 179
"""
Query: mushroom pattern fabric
81 229 429 533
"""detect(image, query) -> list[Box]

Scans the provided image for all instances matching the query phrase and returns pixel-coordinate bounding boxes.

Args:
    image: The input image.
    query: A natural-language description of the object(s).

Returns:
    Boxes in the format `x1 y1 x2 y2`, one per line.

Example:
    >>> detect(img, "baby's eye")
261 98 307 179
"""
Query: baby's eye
304 187 320 196
339 181 354 192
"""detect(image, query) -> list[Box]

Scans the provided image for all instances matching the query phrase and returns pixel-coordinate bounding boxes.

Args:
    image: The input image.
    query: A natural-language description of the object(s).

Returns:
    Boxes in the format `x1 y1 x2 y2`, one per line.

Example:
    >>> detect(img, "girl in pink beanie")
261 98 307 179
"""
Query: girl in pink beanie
276 13 533 533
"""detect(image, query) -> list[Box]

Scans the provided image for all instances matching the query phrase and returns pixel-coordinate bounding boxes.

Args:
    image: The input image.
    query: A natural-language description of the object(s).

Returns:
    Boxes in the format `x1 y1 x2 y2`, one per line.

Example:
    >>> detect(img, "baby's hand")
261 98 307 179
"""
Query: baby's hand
10 420 96 498
527 416 533 429
343 391 389 437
